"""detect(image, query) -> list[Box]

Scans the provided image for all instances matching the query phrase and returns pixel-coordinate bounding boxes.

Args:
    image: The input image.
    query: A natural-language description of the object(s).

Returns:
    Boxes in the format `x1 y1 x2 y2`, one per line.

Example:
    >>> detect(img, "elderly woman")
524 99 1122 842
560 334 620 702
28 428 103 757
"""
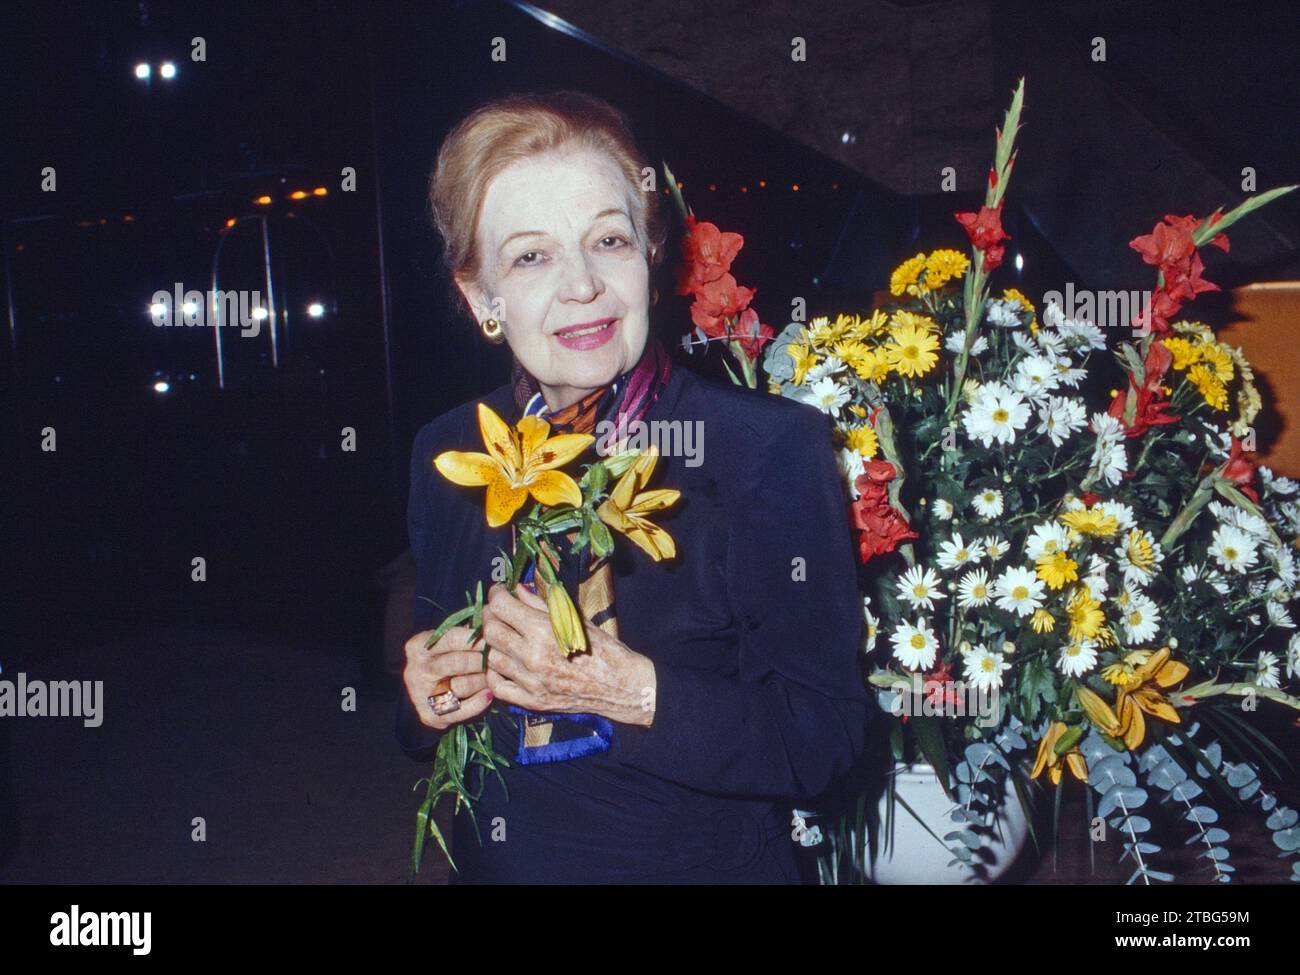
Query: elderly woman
396 89 872 883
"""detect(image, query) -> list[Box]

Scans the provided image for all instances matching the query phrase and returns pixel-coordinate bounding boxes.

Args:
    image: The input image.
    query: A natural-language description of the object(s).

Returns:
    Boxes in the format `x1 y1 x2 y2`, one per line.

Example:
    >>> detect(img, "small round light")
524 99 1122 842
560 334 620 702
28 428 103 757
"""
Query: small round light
307 303 325 318
160 62 176 80
251 307 269 320
1014 253 1024 272
149 301 167 317
135 63 151 80
153 380 171 394
182 301 199 315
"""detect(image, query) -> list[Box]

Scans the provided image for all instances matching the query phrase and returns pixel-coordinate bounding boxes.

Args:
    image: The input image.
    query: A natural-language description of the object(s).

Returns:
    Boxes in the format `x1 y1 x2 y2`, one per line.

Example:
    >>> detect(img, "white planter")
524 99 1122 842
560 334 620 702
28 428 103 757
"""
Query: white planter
868 761 1029 885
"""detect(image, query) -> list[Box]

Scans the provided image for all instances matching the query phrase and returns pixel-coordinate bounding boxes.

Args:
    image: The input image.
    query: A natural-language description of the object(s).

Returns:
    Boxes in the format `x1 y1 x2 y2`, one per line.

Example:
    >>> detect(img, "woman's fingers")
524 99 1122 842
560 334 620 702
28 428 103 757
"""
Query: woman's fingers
424 648 485 683
448 671 488 699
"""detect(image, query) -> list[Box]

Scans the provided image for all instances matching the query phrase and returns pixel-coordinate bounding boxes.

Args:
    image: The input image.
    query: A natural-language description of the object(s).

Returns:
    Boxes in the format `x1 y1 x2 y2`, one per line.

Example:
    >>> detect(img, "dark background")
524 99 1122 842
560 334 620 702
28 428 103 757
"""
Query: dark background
0 0 1297 882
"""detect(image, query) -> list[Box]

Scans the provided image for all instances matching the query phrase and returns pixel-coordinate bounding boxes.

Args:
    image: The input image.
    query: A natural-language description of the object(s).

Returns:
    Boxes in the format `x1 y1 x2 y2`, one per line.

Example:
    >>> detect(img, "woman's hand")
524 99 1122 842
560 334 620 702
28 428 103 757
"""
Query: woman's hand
480 583 657 727
402 625 493 731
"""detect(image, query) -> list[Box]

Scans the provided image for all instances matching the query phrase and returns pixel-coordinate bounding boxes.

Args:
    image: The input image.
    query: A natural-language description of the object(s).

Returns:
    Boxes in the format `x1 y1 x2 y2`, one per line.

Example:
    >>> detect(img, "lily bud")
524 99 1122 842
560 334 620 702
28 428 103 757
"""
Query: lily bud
545 579 587 657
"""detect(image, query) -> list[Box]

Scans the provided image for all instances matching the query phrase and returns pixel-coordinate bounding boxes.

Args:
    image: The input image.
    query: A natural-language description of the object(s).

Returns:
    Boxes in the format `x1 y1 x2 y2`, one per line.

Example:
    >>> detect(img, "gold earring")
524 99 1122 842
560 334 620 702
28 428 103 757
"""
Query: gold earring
480 318 506 344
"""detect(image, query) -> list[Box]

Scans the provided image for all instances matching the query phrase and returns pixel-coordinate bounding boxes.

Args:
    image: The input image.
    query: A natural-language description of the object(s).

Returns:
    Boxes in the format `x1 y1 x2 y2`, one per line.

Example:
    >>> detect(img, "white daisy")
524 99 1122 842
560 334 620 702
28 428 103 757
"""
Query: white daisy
1287 632 1300 679
964 644 1011 691
982 535 1008 560
895 565 948 611
1114 528 1163 588
862 596 879 654
1057 638 1099 678
993 566 1046 617
1097 500 1137 532
1208 524 1259 574
934 498 955 521
1026 521 1072 560
937 532 986 571
1208 501 1269 539
1119 592 1161 644
890 617 939 671
1265 599 1295 629
963 382 1031 448
1055 318 1107 351
1012 355 1061 401
957 568 992 608
796 376 851 418
944 331 988 356
1083 553 1111 597
1037 395 1087 447
986 300 1023 328
1255 651 1282 689
805 355 846 383
838 447 866 499
1089 413 1128 487
972 488 1004 519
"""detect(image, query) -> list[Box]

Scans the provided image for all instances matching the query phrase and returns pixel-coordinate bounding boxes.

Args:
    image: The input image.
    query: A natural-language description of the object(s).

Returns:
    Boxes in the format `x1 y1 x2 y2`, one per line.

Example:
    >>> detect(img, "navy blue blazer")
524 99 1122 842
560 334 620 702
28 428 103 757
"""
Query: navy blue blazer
396 362 873 883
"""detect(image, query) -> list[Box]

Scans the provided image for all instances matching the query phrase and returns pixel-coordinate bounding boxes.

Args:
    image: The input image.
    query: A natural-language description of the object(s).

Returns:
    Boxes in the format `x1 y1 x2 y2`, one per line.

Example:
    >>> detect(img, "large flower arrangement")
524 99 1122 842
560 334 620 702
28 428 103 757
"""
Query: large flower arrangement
755 80 1300 883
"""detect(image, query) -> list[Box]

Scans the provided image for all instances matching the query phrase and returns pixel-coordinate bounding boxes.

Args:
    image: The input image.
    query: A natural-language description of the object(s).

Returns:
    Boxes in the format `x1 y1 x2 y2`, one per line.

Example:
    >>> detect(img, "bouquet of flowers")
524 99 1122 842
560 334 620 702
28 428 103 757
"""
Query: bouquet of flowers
409 404 680 874
758 79 1300 884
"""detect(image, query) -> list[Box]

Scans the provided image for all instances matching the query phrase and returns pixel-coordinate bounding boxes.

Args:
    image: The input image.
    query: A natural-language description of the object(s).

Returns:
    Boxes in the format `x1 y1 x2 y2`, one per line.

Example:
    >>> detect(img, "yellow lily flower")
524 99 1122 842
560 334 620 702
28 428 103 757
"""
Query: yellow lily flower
1030 721 1088 785
1113 647 1189 750
596 446 680 561
434 403 593 527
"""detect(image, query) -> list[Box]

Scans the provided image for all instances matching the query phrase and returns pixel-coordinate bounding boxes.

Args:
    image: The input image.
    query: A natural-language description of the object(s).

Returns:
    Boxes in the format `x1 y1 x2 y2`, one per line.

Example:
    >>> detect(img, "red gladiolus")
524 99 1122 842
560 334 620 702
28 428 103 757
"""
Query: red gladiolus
1129 214 1231 336
1109 340 1180 437
954 203 1012 272
676 215 744 296
921 663 961 711
688 272 756 338
849 462 918 564
731 307 774 359
1221 435 1259 503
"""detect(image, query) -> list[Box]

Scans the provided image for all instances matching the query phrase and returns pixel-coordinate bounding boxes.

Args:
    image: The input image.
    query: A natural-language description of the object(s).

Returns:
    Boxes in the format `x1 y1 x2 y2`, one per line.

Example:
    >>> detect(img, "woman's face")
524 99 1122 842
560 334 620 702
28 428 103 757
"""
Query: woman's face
456 147 653 411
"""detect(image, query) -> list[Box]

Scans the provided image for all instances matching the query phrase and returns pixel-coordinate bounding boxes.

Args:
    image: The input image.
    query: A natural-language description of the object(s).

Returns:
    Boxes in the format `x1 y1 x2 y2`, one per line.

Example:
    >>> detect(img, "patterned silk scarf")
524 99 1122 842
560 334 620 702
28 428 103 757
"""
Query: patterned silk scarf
504 335 673 764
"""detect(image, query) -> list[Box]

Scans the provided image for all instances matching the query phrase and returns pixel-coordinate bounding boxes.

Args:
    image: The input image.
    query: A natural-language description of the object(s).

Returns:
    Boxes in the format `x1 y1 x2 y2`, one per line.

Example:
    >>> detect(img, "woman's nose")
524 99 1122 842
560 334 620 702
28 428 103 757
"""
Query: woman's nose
556 250 602 302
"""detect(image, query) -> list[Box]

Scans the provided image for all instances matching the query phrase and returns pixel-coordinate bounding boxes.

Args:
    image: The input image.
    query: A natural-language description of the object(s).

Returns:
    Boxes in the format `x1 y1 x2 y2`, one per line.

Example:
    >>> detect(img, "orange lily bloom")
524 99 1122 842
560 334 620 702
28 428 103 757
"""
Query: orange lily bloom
1030 721 1088 785
596 446 680 561
434 403 593 527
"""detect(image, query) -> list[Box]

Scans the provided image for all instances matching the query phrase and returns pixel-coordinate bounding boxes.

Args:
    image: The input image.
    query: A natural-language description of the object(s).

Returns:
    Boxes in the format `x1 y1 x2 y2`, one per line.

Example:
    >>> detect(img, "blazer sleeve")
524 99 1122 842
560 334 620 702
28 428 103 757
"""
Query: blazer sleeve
395 421 446 761
608 405 873 801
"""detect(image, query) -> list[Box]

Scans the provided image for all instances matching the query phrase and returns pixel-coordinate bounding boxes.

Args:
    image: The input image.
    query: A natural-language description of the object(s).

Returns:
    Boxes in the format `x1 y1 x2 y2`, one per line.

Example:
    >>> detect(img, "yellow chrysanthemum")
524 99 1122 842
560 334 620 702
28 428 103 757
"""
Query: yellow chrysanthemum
1036 551 1079 590
848 403 867 418
806 316 834 347
1001 287 1039 330
1200 343 1234 382
890 309 940 334
1187 363 1229 411
924 249 970 289
1031 608 1056 633
1065 585 1106 642
1161 336 1201 371
844 424 879 459
786 342 818 385
1060 508 1120 538
889 253 928 297
882 322 940 378
859 309 891 338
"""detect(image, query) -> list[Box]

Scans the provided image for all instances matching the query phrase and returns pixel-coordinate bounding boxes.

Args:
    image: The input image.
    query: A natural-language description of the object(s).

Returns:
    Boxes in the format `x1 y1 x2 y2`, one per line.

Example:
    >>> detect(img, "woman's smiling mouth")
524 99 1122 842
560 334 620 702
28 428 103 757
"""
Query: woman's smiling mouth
554 317 618 350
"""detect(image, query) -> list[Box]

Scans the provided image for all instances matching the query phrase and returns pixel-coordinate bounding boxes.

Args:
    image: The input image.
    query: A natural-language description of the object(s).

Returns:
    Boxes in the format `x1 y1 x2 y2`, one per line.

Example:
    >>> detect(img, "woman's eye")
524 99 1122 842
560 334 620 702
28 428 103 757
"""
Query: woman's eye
514 251 542 267
599 235 629 249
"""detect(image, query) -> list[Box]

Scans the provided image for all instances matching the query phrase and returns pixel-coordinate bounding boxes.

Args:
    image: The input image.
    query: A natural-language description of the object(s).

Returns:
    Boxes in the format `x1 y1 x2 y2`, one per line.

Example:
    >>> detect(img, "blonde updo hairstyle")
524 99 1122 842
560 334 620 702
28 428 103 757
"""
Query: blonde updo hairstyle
428 89 668 325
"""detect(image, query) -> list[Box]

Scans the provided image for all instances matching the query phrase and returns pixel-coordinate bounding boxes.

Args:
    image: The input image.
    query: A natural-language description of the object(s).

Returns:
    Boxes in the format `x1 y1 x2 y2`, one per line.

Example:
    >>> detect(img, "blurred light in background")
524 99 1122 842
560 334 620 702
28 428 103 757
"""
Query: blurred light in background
134 63 150 80
160 62 177 80
307 302 325 318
